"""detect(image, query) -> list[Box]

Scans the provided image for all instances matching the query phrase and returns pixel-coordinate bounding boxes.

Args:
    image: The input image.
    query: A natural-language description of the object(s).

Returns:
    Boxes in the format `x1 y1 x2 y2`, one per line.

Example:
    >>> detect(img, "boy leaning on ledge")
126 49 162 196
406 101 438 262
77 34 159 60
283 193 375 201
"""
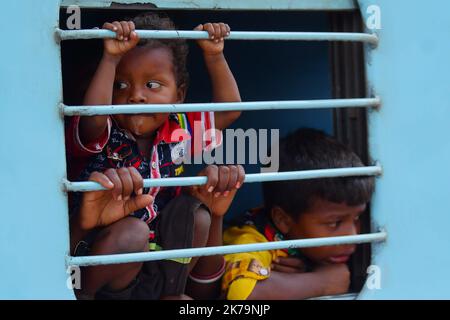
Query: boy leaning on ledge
220 128 375 300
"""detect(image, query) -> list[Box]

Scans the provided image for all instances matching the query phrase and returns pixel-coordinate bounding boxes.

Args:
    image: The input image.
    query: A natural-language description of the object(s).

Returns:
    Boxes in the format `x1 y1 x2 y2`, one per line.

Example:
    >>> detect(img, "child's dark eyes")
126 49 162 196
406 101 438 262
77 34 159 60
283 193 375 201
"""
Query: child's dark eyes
326 216 360 229
114 81 128 90
326 221 341 229
146 81 161 89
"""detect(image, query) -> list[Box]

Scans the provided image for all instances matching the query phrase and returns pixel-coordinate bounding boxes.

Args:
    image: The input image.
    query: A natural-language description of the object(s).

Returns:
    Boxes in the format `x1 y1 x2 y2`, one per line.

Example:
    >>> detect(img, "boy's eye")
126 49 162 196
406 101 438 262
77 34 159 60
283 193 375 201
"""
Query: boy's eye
115 82 128 90
146 81 161 89
327 221 340 229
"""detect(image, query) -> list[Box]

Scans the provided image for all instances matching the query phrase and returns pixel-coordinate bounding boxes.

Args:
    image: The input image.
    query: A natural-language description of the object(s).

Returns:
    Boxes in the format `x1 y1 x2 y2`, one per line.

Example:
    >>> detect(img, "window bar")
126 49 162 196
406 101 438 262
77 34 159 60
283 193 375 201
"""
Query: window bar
67 231 387 267
60 0 358 11
56 29 378 46
64 166 382 192
62 98 380 116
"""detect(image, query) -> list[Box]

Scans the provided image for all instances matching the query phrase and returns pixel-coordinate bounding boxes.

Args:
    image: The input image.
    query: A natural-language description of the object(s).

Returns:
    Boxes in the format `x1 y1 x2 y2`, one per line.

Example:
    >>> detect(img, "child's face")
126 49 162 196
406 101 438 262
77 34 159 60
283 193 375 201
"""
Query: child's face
112 46 183 138
287 198 366 265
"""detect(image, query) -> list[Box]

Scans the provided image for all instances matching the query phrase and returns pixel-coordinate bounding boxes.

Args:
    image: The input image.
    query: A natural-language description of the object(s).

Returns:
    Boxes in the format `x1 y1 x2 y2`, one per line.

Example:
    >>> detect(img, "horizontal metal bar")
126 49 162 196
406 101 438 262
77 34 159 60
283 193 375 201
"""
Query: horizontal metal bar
56 29 378 45
310 293 358 300
67 231 387 266
60 0 357 11
62 98 380 116
64 166 382 192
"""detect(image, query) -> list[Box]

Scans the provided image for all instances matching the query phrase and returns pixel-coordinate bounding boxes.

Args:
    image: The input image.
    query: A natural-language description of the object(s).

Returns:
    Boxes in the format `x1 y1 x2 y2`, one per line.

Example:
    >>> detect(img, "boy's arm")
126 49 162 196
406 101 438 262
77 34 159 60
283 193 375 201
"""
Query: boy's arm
195 23 242 130
69 168 153 255
246 264 350 300
79 21 139 144
185 165 245 299
186 215 225 299
79 54 120 144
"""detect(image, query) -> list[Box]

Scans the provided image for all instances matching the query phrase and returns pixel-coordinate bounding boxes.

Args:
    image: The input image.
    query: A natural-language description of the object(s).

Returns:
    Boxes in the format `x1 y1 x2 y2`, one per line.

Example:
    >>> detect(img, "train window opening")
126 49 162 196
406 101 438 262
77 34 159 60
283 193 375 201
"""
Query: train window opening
59 5 373 298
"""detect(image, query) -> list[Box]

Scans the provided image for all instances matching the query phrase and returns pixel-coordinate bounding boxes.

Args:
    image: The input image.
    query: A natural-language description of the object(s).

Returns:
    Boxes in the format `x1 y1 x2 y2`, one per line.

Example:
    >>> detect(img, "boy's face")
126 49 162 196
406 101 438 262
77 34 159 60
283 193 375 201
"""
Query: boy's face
286 198 366 265
112 46 184 138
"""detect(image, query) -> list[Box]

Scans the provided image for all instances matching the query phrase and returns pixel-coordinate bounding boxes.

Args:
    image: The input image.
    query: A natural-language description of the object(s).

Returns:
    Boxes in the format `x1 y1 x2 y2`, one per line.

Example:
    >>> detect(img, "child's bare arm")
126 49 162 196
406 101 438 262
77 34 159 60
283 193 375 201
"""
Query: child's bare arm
79 21 139 144
70 167 153 254
195 23 242 130
246 264 350 300
186 165 245 299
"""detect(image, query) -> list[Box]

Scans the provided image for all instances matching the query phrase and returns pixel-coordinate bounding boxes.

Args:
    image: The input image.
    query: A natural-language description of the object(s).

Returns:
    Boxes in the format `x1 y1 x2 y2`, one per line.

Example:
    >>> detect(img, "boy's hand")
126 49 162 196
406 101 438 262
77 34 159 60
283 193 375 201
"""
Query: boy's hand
187 165 245 216
271 257 307 273
77 167 153 230
314 264 350 296
102 21 139 58
194 23 230 56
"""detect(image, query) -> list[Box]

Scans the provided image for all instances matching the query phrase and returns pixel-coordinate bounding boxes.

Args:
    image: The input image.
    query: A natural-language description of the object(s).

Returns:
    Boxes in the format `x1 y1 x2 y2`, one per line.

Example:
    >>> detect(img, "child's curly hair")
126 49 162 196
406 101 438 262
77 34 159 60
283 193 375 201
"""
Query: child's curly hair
132 12 189 88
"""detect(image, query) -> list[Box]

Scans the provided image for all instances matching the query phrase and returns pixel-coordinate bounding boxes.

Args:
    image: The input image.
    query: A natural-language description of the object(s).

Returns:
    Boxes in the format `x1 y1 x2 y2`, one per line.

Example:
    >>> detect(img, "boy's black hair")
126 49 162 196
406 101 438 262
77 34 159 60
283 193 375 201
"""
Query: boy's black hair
132 12 189 88
262 128 374 220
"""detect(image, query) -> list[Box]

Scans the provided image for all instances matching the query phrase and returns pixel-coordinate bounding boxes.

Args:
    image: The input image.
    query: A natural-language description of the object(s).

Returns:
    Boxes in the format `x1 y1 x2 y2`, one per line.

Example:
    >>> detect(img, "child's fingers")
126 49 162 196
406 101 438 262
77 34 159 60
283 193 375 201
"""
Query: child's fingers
204 165 219 193
120 21 130 40
219 23 228 40
194 24 204 31
88 171 114 190
212 23 221 42
129 30 139 44
104 168 123 200
117 167 133 201
128 166 144 195
125 195 154 214
203 23 215 39
102 22 117 32
127 21 139 43
225 24 231 36
215 166 230 196
236 165 245 189
226 165 238 193
112 21 123 40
